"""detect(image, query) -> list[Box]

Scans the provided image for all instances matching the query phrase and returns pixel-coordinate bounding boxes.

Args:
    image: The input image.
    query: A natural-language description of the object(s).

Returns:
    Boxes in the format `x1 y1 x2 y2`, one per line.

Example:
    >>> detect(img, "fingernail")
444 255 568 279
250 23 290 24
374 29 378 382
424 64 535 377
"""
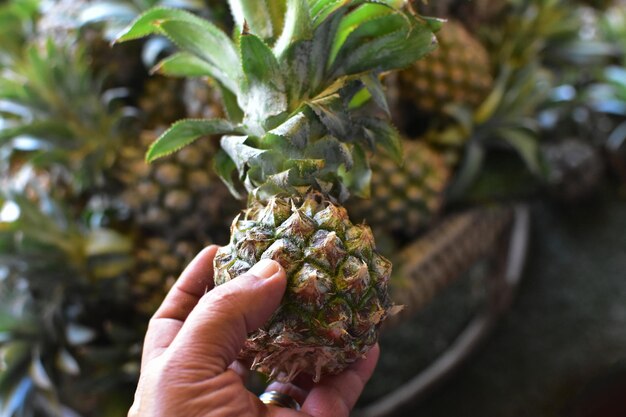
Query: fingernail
248 259 281 279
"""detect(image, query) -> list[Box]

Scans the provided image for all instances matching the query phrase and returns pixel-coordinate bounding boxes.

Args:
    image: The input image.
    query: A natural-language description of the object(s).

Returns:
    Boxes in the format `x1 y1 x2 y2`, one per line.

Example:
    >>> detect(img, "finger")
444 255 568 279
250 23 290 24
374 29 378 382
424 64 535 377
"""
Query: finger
301 344 380 417
228 360 250 382
264 372 317 407
140 318 183 372
264 383 309 409
166 259 287 378
153 245 219 321
140 246 218 369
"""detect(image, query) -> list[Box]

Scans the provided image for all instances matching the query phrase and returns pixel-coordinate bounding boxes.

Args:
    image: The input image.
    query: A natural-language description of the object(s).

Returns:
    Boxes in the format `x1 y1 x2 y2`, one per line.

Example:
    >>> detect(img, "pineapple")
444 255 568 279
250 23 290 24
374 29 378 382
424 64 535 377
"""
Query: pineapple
347 140 451 238
117 129 238 244
117 0 438 382
394 19 493 124
138 76 187 129
132 235 203 315
214 191 394 381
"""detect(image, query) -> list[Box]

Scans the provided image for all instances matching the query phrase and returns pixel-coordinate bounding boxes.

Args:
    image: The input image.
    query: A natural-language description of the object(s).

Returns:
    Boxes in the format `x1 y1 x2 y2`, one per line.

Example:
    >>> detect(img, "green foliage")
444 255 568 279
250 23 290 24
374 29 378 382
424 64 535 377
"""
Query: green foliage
0 187 137 417
0 41 126 190
115 1 437 201
0 0 38 66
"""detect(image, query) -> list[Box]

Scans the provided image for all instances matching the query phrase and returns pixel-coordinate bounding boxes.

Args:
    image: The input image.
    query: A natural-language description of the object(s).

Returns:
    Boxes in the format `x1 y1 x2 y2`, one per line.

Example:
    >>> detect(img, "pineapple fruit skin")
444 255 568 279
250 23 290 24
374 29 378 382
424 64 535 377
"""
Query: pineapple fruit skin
348 141 451 238
396 19 493 116
116 129 239 244
214 192 393 382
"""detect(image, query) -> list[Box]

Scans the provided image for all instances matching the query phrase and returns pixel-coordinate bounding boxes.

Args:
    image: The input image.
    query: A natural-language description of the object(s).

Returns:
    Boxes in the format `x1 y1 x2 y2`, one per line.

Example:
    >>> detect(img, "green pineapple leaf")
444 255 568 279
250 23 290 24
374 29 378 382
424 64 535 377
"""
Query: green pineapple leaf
114 6 198 41
331 11 437 77
361 73 390 116
157 19 241 92
239 32 288 131
146 119 241 162
494 127 541 175
268 112 319 150
274 0 312 58
115 7 241 92
228 0 275 40
213 149 244 199
360 117 403 165
216 81 245 123
220 135 266 177
338 143 371 198
307 94 356 142
153 52 221 78
329 2 395 66
304 136 353 172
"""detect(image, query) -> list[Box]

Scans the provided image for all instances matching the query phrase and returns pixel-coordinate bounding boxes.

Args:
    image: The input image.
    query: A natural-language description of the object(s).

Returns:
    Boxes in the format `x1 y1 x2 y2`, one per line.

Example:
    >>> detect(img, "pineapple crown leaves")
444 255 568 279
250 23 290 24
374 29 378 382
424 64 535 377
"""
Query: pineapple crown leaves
77 0 218 69
0 190 134 281
444 63 552 200
0 40 135 188
115 0 438 201
0 0 39 66
0 269 97 416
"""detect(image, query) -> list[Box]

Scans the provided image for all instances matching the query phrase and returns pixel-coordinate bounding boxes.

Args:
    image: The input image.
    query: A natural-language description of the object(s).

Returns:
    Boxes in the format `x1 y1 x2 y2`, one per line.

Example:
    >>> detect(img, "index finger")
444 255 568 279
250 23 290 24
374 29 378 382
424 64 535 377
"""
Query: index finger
141 245 218 369
153 245 219 321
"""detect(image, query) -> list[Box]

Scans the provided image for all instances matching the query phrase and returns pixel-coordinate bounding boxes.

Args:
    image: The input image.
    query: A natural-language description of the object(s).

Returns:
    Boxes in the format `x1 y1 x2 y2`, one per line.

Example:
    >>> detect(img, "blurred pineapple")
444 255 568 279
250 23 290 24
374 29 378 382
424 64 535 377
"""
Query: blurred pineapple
392 19 494 134
348 141 451 240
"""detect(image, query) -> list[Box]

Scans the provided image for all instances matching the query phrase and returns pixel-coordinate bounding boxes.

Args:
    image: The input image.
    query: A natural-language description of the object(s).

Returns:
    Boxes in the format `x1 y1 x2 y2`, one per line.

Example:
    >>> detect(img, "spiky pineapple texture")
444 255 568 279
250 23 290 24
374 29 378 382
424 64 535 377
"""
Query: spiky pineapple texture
214 192 393 381
116 129 240 243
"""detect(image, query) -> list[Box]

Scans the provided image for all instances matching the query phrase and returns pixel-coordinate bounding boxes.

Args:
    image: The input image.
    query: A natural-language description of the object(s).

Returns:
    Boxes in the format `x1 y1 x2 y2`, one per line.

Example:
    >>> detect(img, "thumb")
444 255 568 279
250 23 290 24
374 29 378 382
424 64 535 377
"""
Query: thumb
166 259 286 377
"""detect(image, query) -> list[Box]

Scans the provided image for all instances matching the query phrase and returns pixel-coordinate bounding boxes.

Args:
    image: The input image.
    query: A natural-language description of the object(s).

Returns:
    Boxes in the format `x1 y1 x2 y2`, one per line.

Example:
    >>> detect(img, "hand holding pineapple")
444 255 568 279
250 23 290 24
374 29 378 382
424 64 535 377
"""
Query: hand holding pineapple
130 246 379 416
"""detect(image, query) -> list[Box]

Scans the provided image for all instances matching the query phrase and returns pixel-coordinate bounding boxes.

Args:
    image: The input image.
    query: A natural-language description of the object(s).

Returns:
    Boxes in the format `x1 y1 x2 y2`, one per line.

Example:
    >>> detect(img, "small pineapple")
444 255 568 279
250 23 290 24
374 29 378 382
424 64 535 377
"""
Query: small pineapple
214 192 394 380
395 19 493 119
116 129 239 244
118 1 438 382
347 141 451 238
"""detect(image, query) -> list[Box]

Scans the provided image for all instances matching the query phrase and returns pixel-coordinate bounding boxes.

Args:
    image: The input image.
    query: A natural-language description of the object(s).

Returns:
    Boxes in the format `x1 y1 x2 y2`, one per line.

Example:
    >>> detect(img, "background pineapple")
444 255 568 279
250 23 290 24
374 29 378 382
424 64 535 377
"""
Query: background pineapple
0 4 241 414
347 140 451 241
117 0 438 382
393 18 494 130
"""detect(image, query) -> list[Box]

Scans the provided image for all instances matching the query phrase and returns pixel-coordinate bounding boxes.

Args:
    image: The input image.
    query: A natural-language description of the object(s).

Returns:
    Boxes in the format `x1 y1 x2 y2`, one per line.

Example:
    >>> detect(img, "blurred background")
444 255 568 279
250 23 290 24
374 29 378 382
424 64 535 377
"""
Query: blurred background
1 0 625 416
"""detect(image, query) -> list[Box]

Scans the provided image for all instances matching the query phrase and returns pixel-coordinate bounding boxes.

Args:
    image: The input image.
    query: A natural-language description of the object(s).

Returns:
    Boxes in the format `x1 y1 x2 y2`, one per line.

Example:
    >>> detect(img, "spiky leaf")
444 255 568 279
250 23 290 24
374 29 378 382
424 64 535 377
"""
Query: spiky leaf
115 7 240 91
361 118 403 165
274 0 312 58
239 32 288 131
153 52 221 78
146 119 239 162
228 0 274 40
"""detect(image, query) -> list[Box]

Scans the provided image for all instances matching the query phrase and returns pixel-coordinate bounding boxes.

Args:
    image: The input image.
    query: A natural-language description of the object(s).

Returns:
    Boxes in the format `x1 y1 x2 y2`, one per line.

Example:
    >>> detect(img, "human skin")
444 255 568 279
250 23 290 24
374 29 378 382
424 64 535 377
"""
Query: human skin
129 245 380 417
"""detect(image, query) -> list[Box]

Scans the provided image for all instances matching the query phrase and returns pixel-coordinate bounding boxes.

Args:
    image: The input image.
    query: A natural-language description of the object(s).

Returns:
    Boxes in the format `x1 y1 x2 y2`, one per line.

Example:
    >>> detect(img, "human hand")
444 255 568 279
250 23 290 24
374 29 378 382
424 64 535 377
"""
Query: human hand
129 245 380 417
